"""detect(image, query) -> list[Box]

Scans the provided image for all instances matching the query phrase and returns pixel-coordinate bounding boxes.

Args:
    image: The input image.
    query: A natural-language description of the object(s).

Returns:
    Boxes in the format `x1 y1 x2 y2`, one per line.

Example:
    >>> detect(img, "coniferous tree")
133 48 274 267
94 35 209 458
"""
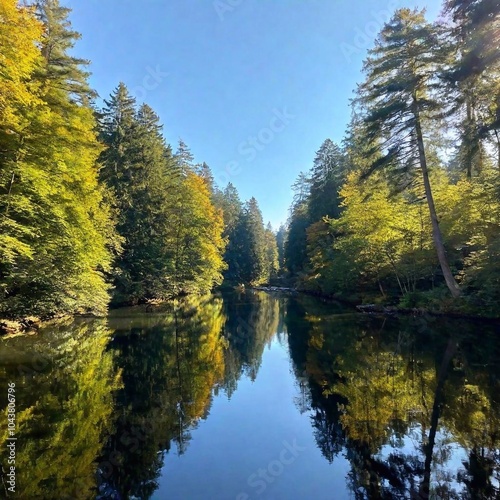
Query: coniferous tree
276 225 287 273
236 198 268 285
284 202 310 276
443 0 500 175
99 95 226 301
308 139 346 223
263 223 279 281
1 0 115 317
358 8 461 297
35 0 96 103
283 172 312 277
215 183 244 283
175 139 195 174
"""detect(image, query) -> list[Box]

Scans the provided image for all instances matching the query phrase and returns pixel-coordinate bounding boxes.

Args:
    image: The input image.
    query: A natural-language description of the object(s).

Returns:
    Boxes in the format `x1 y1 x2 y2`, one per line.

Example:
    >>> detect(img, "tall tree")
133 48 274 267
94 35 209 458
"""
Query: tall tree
284 202 310 276
236 198 268 285
284 172 312 277
308 139 346 222
443 0 500 175
35 0 96 103
276 224 287 273
100 86 176 301
263 223 279 281
214 183 243 283
166 170 227 294
358 8 461 297
0 0 115 317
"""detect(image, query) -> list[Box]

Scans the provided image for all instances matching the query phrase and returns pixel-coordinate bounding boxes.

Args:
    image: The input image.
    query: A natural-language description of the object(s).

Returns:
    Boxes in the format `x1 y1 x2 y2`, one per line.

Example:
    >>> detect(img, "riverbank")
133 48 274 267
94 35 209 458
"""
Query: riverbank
3 283 498 337
0 315 75 337
254 284 500 322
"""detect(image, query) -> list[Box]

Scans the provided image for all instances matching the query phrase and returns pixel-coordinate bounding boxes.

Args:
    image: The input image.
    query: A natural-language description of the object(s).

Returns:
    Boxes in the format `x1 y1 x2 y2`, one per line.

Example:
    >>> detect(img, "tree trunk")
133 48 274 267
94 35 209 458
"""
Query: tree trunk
418 338 457 499
413 96 461 298
465 98 473 179
494 129 500 171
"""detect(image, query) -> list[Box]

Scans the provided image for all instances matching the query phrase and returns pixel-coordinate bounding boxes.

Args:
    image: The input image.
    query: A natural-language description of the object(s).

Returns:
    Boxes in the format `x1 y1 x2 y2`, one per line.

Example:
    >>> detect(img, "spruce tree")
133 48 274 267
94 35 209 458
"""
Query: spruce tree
99 85 179 302
215 183 244 283
308 139 346 222
236 198 267 285
359 8 461 297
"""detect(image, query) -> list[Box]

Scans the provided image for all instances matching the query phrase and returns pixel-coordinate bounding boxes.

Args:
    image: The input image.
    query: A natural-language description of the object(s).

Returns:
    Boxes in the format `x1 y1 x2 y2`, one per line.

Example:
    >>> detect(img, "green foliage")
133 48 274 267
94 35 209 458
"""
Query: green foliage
284 4 500 313
284 201 310 276
99 87 227 303
0 320 121 499
234 197 268 285
0 0 115 318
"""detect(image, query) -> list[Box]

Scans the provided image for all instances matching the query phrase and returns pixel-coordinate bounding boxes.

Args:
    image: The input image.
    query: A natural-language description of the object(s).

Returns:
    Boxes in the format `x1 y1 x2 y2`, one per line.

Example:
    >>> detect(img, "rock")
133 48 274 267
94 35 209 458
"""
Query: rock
20 316 41 330
0 320 23 335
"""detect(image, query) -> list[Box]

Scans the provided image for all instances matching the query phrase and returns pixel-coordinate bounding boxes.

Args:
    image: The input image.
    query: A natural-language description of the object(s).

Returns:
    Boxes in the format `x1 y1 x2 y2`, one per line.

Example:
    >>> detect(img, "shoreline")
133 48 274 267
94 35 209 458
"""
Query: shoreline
253 286 500 323
3 286 499 336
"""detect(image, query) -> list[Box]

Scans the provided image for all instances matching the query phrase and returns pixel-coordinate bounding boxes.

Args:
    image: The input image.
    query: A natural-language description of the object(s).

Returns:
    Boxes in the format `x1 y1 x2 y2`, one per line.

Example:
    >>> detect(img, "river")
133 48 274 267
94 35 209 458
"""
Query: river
0 290 499 499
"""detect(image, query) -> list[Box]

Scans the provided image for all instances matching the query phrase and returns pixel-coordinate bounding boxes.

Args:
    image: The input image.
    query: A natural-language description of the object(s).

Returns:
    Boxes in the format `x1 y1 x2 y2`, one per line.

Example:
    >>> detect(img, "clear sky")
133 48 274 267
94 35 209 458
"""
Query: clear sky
65 0 442 229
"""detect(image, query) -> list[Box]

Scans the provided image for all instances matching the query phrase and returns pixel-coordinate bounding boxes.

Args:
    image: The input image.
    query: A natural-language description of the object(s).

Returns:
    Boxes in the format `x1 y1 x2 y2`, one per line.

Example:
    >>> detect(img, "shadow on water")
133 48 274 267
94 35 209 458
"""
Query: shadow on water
0 291 499 499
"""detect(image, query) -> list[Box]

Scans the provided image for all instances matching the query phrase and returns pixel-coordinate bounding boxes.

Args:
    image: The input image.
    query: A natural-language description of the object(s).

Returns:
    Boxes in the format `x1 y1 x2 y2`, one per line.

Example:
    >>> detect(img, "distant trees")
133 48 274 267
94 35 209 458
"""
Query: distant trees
284 140 346 278
99 84 226 303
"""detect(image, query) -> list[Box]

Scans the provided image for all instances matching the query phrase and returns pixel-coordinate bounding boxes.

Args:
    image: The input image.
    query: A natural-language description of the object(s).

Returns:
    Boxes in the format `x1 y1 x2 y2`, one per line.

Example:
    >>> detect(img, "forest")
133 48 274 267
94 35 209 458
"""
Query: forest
1 0 499 322
0 0 279 322
284 1 500 316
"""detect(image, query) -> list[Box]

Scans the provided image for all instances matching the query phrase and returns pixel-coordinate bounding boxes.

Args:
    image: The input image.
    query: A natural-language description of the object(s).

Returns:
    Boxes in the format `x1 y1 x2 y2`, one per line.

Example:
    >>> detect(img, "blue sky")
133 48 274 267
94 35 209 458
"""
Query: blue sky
66 0 442 229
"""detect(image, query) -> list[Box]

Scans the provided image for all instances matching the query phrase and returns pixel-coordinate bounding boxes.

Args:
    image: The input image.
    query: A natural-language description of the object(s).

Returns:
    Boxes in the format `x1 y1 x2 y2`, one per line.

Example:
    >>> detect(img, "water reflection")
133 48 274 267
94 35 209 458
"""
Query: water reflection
285 295 500 499
98 291 282 499
0 292 499 499
0 320 120 499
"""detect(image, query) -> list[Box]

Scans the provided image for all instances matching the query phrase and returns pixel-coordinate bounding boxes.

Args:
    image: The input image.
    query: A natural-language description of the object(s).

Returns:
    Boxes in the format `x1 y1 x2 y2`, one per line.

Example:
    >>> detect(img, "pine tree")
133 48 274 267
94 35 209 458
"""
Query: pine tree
308 139 346 222
236 198 267 285
443 0 500 176
358 8 461 297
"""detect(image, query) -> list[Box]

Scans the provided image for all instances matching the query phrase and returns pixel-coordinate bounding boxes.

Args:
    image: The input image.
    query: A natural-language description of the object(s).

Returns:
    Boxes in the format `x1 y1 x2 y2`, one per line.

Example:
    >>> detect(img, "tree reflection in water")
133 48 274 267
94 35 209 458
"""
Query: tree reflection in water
285 295 500 499
0 292 498 499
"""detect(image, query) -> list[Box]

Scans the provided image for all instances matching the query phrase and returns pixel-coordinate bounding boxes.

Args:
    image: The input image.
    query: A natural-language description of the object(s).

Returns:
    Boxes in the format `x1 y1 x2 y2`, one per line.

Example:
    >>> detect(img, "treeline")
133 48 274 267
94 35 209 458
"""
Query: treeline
283 1 500 315
0 0 277 320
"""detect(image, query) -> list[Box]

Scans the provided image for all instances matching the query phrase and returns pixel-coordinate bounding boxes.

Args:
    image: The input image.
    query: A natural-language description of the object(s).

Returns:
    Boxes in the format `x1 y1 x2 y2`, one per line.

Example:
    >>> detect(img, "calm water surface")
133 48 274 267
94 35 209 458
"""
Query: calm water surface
0 291 499 499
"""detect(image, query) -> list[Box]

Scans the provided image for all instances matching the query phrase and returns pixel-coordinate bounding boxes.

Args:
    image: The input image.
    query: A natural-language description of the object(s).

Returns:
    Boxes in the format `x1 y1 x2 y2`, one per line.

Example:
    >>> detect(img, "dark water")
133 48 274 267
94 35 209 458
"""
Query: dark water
1 291 499 499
